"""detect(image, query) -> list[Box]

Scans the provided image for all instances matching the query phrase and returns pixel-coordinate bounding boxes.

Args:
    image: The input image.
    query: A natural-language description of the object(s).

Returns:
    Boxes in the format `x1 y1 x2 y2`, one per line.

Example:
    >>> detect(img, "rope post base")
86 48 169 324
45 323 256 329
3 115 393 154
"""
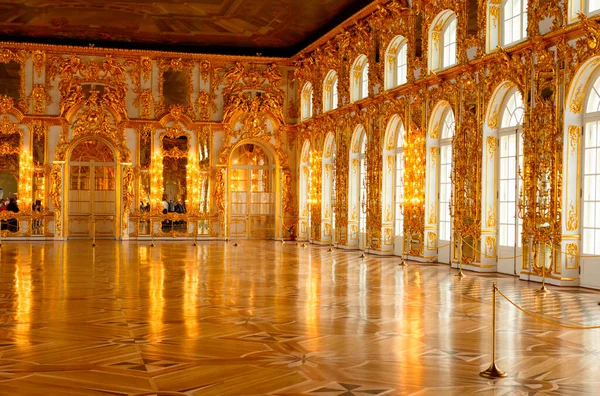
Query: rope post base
480 362 507 379
233 242 239 247
301 243 307 248
91 219 96 247
537 269 550 293
398 256 406 266
536 284 549 293
359 252 366 259
480 283 507 379
455 267 465 278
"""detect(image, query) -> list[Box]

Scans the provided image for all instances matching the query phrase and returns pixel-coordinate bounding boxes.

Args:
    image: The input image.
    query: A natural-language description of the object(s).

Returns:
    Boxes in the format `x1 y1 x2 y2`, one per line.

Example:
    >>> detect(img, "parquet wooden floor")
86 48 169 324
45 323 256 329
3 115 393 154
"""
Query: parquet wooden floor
0 240 599 395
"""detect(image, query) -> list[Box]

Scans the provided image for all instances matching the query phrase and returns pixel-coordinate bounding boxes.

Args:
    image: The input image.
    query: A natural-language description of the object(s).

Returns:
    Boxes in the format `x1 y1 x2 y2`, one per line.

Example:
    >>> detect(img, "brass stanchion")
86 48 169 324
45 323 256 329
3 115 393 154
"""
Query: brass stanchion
455 233 465 278
480 283 507 379
536 243 549 293
91 216 97 247
150 218 155 247
193 222 198 246
398 234 407 266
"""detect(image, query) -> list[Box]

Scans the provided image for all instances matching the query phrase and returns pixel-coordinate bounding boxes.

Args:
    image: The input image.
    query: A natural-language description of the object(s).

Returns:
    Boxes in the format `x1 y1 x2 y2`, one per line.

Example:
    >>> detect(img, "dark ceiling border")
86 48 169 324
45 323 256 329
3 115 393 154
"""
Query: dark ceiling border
0 0 378 58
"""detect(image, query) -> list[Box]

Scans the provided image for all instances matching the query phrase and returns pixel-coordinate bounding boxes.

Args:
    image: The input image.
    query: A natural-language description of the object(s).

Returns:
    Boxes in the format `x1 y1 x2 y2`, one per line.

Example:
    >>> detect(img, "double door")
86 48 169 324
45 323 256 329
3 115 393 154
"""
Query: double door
230 167 275 239
68 163 116 238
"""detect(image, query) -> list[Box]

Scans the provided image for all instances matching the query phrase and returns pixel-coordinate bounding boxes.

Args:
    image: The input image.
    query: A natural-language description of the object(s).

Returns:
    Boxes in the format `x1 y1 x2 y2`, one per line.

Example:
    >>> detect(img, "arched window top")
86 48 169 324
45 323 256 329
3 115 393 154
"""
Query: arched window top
351 124 367 154
500 89 524 127
384 114 405 150
397 122 406 148
323 132 336 159
586 74 600 114
385 35 408 90
441 109 455 139
232 144 270 166
323 70 339 112
429 10 458 72
324 69 337 84
352 54 368 72
301 140 311 163
71 139 115 163
351 55 369 102
301 82 313 120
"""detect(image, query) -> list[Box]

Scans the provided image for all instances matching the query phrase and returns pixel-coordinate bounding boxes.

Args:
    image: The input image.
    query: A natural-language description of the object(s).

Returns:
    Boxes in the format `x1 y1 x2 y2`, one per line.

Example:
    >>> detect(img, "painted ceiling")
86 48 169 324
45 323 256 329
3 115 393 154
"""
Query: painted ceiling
0 0 375 56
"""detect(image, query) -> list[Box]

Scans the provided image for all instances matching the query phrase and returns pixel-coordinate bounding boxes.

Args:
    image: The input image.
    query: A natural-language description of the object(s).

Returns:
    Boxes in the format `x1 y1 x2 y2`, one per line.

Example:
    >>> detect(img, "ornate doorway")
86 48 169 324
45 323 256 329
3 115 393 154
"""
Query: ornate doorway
229 143 275 239
67 139 116 238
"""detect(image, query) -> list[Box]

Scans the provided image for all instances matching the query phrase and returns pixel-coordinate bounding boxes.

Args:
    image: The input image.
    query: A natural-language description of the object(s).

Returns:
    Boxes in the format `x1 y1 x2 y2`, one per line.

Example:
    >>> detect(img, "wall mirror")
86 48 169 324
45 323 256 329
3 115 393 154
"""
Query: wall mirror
162 70 190 106
0 61 21 100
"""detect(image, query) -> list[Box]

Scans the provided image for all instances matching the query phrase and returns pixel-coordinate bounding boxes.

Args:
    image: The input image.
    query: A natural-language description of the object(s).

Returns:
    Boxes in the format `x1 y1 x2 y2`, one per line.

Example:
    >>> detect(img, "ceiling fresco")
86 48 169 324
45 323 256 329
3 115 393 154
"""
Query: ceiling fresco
0 0 375 56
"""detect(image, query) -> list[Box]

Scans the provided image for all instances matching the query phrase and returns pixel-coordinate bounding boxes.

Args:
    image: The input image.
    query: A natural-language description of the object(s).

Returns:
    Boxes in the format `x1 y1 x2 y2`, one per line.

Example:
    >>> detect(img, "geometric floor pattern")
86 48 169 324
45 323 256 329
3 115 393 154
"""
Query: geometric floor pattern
0 240 599 395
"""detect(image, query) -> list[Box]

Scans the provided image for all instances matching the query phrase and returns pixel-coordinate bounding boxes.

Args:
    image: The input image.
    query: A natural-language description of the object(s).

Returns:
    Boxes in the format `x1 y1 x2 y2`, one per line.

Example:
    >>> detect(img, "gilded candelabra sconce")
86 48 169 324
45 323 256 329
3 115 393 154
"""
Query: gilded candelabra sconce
517 163 553 293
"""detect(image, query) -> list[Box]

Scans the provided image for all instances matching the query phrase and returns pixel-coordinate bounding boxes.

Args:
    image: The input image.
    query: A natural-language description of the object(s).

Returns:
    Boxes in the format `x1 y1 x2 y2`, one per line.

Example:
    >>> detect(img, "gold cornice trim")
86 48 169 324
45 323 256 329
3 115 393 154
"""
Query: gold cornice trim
0 41 293 66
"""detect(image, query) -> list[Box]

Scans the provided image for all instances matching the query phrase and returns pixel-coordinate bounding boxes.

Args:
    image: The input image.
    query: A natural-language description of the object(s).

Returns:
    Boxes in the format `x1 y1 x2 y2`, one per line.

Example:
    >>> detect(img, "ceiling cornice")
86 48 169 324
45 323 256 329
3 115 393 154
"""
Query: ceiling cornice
290 0 384 61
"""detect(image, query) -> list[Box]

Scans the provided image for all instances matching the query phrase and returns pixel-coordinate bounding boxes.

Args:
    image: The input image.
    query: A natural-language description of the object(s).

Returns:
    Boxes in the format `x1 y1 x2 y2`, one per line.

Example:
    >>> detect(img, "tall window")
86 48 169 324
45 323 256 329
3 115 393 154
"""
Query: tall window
442 17 457 69
503 0 528 45
323 70 339 112
359 135 367 234
395 128 405 236
332 78 338 110
385 36 407 90
583 76 600 254
351 55 369 102
361 64 369 98
301 82 313 121
439 109 455 241
498 90 524 247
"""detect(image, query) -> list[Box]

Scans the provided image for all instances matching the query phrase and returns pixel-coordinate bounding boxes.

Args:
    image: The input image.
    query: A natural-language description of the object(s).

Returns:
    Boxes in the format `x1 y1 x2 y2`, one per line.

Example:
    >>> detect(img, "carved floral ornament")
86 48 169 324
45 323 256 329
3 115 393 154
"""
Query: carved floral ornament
55 95 131 163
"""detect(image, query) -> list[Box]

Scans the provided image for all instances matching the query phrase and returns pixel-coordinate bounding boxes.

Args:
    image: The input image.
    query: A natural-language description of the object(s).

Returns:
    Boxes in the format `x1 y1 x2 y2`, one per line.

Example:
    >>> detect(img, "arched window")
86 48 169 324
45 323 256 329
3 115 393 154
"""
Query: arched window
439 109 455 242
394 127 405 238
359 136 367 237
582 75 600 255
351 55 369 102
442 17 457 68
429 11 458 72
502 0 528 46
322 133 336 244
301 82 313 121
498 90 524 249
348 125 367 249
383 115 405 255
385 36 408 90
298 140 311 241
323 70 339 112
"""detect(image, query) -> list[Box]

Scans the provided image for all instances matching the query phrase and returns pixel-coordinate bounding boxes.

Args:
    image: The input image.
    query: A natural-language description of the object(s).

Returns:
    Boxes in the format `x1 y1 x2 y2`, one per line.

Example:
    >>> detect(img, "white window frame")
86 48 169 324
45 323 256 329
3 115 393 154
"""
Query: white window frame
359 135 367 233
323 70 339 113
442 16 457 69
394 132 405 236
501 0 528 47
301 83 313 121
439 109 455 241
582 115 600 255
351 55 369 102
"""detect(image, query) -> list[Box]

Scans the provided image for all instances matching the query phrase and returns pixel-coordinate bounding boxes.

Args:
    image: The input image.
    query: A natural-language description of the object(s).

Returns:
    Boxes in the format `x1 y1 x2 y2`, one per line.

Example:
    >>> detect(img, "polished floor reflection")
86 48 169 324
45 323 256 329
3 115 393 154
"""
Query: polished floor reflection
0 241 599 395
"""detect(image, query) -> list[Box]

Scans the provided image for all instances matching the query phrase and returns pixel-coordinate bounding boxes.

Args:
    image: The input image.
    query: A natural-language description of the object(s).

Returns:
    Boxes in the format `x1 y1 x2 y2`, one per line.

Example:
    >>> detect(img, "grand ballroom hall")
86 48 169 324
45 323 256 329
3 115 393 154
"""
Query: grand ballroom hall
0 0 599 394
